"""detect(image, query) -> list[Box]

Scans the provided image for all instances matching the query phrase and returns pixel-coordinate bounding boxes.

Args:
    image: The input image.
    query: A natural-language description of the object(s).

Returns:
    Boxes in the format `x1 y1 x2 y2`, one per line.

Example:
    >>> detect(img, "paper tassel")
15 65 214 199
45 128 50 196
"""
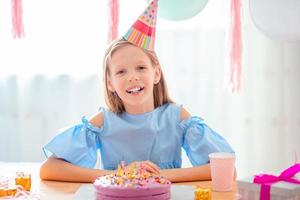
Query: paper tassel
108 0 119 43
228 0 242 92
11 0 25 38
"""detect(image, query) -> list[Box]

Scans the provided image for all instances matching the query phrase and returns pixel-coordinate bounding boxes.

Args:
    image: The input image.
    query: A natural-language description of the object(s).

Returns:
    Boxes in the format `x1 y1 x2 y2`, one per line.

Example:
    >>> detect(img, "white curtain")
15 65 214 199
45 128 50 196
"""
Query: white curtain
0 75 104 161
0 0 300 179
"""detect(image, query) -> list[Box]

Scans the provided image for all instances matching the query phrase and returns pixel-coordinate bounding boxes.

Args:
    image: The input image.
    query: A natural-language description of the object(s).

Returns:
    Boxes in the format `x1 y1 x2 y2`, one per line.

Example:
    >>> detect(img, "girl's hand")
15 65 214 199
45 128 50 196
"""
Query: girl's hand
127 160 160 174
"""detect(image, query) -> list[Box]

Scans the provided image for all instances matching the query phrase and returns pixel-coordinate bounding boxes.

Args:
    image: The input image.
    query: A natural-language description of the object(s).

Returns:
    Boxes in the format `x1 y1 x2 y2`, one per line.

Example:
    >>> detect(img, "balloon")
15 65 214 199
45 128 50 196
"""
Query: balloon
249 0 300 41
147 0 209 21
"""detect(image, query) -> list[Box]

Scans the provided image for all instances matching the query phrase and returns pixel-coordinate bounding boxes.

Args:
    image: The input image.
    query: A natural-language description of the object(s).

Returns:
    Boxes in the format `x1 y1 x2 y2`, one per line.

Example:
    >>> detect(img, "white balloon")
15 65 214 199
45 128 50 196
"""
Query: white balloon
249 0 300 41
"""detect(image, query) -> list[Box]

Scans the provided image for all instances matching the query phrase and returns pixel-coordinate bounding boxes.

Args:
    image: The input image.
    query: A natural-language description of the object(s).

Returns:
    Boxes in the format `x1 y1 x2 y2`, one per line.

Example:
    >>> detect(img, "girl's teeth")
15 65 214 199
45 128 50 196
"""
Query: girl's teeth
129 87 140 92
127 87 143 93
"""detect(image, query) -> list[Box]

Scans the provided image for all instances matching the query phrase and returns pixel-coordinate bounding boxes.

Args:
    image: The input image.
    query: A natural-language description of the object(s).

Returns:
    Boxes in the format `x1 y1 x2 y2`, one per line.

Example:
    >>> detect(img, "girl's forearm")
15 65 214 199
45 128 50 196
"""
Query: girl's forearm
40 158 213 183
160 164 211 183
40 156 113 183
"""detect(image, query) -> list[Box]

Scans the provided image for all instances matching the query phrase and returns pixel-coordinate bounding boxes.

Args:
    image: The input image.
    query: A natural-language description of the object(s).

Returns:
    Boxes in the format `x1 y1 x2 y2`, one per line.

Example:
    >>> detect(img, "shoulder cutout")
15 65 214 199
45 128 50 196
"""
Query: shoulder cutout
89 112 104 128
180 107 191 121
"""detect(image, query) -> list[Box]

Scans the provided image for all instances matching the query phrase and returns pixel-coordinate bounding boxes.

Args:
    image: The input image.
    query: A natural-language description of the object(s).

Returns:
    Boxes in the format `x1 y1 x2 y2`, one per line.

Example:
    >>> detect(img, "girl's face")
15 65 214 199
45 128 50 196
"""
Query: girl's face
107 45 161 114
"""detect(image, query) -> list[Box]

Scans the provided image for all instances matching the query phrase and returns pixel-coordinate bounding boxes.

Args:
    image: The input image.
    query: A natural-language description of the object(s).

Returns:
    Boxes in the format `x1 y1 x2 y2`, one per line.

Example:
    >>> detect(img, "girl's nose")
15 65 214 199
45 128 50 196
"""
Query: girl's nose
128 72 139 82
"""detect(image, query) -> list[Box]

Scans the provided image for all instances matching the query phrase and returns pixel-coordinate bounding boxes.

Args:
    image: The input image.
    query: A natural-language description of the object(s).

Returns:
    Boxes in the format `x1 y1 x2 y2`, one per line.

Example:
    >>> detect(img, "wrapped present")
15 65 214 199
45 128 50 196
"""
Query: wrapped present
238 163 300 200
15 172 31 191
194 187 212 200
0 172 32 198
0 176 16 197
0 186 17 197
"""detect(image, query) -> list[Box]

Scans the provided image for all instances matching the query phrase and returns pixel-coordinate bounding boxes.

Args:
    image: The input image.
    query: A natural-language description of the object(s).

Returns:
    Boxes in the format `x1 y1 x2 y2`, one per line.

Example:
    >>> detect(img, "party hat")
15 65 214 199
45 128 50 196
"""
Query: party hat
123 0 158 51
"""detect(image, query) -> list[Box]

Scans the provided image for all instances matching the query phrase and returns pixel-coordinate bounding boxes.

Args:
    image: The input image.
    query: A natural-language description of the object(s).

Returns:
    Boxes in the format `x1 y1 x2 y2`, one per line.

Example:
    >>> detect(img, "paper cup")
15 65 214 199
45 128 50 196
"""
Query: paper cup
209 152 235 192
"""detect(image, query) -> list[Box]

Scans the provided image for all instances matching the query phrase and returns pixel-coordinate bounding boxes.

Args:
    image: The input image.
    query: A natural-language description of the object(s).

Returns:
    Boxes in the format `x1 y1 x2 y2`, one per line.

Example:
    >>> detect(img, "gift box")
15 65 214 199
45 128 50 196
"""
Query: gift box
238 176 300 200
0 172 31 198
238 163 300 200
15 172 31 191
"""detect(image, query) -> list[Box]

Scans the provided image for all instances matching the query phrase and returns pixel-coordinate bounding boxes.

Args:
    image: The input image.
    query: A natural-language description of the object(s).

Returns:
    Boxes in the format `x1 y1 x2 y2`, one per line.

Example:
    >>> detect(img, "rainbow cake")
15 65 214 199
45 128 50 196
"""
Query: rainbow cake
94 163 171 200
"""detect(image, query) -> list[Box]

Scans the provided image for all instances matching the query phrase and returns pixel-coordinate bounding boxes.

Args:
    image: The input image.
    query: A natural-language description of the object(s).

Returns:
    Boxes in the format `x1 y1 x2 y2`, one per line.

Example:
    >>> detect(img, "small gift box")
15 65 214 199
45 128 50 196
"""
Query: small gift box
194 187 212 200
0 186 17 197
0 172 31 197
238 163 300 200
15 172 31 191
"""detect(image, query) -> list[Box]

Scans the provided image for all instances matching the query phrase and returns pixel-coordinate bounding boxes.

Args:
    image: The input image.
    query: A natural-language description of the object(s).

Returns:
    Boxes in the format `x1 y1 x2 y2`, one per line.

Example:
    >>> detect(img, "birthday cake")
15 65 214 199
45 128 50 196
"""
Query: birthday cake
93 163 171 200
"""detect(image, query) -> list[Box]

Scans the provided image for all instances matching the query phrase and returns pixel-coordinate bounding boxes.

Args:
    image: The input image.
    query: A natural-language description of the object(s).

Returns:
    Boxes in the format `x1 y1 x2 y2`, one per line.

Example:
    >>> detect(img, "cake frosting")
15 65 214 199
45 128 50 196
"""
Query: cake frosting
94 162 171 200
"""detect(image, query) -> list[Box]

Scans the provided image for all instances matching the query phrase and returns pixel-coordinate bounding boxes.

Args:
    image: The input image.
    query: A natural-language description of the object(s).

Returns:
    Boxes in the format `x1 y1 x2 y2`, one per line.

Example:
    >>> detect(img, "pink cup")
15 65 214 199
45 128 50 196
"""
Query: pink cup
209 152 235 192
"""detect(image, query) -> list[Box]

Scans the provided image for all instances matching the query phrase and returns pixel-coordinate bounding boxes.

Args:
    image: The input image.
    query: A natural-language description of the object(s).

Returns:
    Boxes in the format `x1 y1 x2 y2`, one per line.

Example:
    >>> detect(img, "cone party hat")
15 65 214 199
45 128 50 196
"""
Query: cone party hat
123 0 158 51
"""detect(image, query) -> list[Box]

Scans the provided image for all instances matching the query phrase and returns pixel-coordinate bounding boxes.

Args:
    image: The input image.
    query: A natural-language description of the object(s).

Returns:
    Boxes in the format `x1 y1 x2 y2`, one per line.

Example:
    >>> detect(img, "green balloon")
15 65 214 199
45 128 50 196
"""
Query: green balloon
147 0 209 21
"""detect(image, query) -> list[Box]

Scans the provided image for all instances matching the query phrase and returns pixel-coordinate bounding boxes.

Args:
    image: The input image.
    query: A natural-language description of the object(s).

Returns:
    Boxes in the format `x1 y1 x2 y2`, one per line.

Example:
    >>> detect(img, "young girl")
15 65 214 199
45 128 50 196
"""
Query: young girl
40 1 234 183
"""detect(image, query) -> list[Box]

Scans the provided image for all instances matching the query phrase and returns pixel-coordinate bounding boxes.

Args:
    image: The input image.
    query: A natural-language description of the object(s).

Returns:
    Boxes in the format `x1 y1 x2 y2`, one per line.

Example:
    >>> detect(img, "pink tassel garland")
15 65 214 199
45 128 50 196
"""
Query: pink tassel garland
229 0 242 92
11 0 25 38
108 0 119 43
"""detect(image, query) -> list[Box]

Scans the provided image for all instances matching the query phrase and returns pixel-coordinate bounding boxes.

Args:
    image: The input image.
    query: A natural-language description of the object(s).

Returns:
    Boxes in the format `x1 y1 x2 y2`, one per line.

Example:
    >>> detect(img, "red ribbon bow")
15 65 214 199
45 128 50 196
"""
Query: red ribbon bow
253 163 300 200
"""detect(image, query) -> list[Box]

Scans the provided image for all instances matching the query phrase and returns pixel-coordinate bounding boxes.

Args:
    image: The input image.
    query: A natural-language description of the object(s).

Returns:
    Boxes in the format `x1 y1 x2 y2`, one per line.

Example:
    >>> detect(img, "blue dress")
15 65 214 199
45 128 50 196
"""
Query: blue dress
43 103 234 170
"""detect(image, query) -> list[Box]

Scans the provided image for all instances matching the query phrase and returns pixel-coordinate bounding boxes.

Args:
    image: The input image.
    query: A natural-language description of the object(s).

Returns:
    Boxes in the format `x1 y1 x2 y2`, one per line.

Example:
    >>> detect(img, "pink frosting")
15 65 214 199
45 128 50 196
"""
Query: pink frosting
94 173 171 199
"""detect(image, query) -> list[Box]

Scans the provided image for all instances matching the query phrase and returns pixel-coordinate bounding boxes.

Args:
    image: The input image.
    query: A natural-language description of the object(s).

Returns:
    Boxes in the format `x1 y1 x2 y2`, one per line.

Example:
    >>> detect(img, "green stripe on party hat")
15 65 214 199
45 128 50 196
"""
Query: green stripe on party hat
123 0 158 51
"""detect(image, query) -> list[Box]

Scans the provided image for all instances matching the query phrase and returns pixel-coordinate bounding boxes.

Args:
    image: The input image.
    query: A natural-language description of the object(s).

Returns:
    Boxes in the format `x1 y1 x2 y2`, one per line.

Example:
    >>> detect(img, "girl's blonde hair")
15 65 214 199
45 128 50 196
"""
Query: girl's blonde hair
103 38 173 114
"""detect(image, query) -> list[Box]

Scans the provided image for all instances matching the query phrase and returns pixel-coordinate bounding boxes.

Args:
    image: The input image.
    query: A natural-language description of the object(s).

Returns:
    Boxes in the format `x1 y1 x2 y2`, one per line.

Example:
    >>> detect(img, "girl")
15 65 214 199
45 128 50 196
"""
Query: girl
40 38 234 183
40 0 234 183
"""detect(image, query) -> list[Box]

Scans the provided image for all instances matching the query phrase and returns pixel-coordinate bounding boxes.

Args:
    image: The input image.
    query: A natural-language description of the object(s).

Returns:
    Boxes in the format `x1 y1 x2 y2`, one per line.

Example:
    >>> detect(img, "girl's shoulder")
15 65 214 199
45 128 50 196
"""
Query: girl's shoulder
88 111 104 128
159 103 191 123
164 103 191 121
180 106 191 121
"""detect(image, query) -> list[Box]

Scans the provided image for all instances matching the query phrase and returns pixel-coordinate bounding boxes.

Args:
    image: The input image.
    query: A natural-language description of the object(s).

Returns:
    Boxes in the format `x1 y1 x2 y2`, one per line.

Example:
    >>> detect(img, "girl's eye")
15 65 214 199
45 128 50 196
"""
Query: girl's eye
137 66 146 70
116 70 125 75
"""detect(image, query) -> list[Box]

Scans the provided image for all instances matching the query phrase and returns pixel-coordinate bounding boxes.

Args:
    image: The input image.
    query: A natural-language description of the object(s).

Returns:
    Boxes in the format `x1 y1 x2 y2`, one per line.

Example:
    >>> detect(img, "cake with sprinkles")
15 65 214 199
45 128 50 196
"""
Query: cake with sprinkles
93 162 171 200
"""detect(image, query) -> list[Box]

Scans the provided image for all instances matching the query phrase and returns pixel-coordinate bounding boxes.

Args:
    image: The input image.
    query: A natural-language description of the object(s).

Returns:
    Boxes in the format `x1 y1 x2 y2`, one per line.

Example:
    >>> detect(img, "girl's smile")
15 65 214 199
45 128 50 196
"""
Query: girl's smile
126 85 145 94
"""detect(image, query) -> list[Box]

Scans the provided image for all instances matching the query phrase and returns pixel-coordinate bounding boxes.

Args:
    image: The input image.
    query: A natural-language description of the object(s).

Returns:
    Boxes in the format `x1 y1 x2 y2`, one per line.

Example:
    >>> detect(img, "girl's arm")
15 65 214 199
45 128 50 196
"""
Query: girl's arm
40 112 107 182
160 164 211 182
40 156 114 183
160 165 237 183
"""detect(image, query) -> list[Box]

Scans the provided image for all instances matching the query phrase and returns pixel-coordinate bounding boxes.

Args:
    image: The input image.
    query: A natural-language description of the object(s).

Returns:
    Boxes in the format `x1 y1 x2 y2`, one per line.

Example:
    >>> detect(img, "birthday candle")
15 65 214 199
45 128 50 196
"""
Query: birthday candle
134 162 137 175
138 162 142 175
117 165 122 177
121 161 125 170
